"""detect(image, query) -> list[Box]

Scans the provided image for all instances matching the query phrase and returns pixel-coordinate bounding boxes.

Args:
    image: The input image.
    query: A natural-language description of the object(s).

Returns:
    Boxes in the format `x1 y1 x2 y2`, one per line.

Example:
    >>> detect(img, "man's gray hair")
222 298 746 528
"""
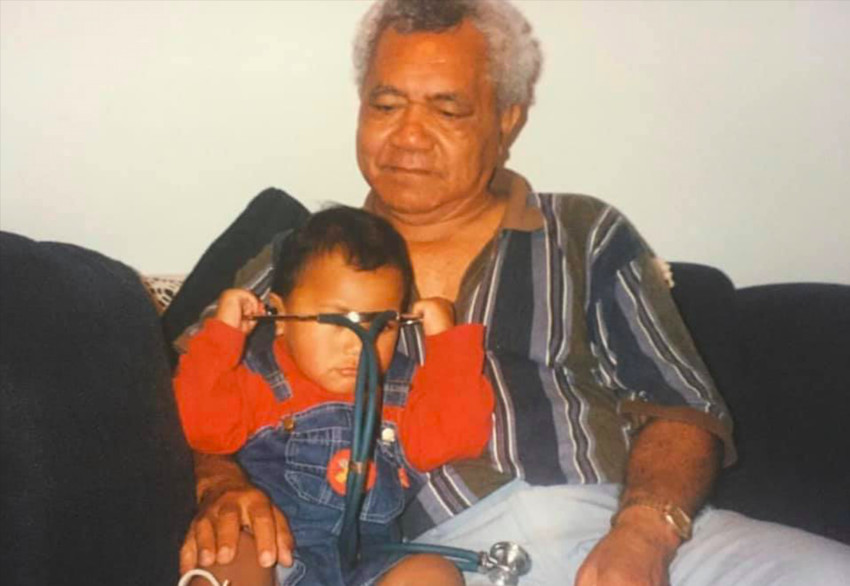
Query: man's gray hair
353 0 543 109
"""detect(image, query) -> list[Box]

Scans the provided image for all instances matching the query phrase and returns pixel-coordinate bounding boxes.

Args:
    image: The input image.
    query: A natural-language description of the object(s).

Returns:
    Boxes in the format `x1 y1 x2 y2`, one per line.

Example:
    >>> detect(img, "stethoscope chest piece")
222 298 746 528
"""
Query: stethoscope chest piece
480 541 532 586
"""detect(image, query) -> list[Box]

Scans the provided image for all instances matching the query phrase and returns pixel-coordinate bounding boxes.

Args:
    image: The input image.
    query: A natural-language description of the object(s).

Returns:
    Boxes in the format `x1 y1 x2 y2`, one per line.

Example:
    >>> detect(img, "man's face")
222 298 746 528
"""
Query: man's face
356 20 508 216
274 250 404 395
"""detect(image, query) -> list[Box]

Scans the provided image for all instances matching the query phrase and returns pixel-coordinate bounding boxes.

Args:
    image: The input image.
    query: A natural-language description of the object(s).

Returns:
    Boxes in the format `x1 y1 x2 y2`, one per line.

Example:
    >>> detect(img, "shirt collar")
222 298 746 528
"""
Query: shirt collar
491 168 543 232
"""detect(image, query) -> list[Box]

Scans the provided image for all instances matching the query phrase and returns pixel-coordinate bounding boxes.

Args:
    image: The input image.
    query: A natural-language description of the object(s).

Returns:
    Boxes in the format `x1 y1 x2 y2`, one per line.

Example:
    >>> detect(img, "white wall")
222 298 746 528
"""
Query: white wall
1 0 848 286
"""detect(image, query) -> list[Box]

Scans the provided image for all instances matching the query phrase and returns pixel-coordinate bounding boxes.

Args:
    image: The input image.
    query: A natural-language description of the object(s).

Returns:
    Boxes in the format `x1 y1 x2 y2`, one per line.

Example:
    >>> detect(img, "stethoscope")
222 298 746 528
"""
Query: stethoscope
178 310 531 586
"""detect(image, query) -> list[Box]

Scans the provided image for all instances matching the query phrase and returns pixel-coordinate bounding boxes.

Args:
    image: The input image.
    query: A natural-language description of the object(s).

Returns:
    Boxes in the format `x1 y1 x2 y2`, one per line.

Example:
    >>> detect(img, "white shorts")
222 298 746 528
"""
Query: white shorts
414 480 850 586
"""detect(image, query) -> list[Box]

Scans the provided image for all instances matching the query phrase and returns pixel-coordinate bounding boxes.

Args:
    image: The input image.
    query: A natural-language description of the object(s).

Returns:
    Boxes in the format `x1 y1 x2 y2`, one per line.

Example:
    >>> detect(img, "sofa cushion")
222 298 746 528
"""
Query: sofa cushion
0 232 195 585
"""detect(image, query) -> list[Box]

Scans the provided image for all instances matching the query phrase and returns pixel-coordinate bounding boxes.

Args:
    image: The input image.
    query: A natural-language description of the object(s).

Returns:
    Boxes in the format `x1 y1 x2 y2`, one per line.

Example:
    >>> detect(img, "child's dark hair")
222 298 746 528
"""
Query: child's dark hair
271 206 415 308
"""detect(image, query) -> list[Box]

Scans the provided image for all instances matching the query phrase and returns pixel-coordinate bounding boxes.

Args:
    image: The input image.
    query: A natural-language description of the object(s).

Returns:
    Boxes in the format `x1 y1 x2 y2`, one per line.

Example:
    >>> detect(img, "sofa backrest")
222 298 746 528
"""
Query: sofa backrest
670 262 850 544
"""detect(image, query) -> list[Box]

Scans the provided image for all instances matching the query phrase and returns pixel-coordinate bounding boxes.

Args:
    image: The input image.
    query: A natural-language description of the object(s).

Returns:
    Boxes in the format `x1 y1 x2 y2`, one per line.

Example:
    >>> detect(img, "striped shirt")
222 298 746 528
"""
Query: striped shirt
392 174 734 537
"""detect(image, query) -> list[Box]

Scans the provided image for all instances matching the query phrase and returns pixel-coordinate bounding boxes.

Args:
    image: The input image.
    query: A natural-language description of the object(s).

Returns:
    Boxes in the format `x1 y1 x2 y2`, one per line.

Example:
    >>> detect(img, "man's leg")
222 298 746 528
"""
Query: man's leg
414 481 850 586
413 481 619 585
671 508 850 586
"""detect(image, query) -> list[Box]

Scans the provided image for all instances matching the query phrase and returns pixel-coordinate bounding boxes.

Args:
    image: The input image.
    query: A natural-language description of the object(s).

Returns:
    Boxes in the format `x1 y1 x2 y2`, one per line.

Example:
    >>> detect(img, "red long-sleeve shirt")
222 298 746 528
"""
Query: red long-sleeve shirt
174 319 494 472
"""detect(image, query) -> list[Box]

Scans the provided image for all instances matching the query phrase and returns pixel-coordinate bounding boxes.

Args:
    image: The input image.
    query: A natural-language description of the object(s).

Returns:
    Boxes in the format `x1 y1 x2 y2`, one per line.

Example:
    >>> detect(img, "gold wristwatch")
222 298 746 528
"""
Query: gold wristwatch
611 497 693 541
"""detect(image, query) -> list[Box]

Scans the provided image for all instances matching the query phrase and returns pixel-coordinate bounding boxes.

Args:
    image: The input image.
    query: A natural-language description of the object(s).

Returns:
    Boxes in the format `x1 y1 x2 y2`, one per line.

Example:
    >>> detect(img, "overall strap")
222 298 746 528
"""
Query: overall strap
382 349 417 407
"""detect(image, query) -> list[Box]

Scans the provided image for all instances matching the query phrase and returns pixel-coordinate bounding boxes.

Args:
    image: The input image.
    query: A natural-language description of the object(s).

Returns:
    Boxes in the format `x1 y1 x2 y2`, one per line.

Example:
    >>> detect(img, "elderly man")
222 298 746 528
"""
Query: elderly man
173 1 850 585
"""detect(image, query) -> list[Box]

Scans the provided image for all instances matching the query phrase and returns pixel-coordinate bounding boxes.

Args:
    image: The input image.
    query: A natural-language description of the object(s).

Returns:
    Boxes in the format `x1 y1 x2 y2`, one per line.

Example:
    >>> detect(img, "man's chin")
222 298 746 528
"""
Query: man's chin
372 182 450 215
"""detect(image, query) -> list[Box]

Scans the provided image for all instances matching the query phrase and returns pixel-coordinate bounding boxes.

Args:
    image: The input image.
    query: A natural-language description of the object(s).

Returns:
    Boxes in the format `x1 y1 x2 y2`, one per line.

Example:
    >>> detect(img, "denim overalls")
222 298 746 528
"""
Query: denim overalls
235 322 420 586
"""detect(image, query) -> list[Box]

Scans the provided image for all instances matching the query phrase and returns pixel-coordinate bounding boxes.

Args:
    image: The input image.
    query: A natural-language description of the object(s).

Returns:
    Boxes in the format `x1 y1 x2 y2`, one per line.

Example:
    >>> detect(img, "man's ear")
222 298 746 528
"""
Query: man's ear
268 293 287 336
499 104 524 151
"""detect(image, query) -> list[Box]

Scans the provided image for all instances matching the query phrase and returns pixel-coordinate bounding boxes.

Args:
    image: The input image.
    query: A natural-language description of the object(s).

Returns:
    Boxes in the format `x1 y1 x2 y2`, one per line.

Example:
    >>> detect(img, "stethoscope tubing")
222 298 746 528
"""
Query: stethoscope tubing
326 311 394 567
289 310 488 576
367 542 481 573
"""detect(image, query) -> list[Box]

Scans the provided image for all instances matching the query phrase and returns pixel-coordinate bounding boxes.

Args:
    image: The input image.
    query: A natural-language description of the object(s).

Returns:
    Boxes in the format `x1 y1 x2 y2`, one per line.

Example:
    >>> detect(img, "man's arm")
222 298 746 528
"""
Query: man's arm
575 419 721 586
180 452 294 574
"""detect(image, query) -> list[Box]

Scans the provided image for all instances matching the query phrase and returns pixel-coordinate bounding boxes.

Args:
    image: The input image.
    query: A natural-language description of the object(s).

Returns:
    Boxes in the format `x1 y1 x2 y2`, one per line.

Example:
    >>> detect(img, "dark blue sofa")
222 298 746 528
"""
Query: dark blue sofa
1 221 847 586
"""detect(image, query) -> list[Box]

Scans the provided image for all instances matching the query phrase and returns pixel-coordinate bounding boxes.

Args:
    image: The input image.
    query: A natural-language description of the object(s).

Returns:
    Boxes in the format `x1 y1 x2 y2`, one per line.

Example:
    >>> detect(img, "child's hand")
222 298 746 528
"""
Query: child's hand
411 297 455 336
215 288 264 334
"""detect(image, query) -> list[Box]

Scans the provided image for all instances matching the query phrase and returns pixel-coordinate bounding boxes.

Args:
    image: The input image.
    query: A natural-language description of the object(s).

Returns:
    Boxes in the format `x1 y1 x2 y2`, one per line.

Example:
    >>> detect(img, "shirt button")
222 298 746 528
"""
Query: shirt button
381 427 396 443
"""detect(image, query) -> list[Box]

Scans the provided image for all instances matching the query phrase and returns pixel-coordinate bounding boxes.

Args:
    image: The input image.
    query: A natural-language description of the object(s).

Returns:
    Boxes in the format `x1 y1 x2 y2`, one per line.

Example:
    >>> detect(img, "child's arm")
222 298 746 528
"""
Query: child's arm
400 299 494 472
173 288 266 454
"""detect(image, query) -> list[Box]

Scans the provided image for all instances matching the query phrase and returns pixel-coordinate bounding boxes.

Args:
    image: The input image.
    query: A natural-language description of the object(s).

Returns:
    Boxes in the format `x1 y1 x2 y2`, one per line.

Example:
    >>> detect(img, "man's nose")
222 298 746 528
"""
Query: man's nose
390 104 434 150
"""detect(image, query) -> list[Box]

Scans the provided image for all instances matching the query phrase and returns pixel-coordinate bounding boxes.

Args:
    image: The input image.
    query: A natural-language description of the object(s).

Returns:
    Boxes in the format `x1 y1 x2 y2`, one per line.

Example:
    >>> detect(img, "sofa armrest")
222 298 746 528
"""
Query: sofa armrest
670 262 850 544
0 231 196 584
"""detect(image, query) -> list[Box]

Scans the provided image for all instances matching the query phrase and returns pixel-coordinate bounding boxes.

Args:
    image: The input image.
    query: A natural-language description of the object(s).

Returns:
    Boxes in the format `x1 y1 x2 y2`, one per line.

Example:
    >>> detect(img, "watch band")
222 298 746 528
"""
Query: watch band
611 497 693 541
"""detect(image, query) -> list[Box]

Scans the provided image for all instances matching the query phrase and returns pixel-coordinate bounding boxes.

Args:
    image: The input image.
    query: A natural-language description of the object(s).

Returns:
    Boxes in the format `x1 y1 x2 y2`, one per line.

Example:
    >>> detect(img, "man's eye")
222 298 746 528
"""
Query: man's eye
371 102 399 113
434 105 471 119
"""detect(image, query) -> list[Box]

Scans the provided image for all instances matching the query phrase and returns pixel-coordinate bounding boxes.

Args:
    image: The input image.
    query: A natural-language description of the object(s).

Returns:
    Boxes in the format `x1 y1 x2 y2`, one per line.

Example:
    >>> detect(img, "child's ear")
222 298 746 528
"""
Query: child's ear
268 293 287 336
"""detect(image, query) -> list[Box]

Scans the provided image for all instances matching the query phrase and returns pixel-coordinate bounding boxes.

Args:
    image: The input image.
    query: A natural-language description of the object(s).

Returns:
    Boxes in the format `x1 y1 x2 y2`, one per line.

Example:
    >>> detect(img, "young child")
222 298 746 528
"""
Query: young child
174 206 494 586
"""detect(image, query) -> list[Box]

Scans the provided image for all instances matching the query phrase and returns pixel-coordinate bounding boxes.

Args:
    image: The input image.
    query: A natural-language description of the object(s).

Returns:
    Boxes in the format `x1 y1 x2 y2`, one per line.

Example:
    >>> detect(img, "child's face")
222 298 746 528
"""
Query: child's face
272 249 405 394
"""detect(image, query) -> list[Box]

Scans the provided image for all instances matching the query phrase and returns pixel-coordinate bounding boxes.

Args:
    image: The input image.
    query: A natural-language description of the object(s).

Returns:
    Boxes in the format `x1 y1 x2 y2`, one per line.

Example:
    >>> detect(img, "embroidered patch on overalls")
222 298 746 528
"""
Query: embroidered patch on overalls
327 448 377 495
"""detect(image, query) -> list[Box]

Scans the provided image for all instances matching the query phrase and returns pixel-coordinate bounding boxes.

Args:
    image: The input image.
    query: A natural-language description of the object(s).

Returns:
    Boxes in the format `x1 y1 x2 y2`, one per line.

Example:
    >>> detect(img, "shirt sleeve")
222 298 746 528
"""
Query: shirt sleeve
172 319 261 454
585 206 736 465
400 324 495 472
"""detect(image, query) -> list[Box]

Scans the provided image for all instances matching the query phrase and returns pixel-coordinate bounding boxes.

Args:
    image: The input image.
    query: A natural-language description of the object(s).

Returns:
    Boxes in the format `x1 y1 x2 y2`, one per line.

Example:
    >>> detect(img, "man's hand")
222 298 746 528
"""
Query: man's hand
575 506 679 586
574 419 719 585
180 454 295 574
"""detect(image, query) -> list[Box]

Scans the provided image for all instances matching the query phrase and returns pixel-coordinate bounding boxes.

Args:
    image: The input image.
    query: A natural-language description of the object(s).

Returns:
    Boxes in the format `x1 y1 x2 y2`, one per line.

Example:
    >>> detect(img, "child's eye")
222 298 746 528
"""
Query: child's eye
363 321 398 334
366 321 398 335
382 322 399 333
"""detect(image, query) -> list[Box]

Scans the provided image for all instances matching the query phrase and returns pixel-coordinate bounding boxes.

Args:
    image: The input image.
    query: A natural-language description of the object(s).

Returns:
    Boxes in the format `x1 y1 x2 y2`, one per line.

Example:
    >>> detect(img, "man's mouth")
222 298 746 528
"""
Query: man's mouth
383 164 433 176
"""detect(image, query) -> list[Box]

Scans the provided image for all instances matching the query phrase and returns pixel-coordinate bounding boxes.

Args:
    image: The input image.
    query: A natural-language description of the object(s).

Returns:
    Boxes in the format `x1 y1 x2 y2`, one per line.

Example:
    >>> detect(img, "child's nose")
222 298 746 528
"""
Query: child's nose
341 329 362 356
